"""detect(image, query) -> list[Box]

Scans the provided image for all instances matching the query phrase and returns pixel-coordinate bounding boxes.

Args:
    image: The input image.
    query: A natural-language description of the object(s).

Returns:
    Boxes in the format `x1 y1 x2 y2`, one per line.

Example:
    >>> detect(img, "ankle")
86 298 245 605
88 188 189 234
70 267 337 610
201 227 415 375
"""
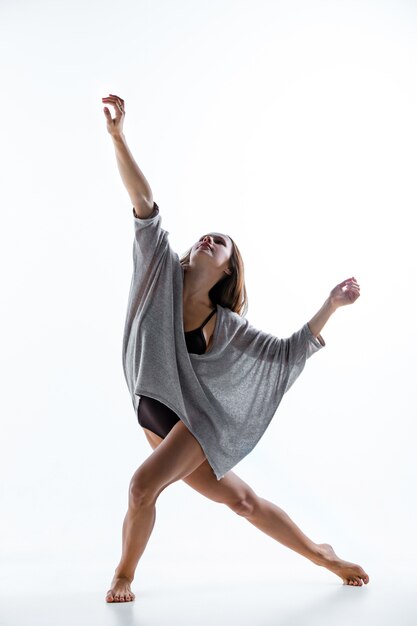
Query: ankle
114 568 134 583
312 546 327 566
314 544 335 567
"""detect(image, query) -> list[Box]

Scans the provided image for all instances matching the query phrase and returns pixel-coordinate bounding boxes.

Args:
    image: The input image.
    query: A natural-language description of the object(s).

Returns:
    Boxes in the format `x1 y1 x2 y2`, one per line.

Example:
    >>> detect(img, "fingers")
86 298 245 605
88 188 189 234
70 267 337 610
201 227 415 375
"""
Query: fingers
346 284 360 294
102 94 125 114
342 277 359 285
102 100 124 114
341 277 360 291
102 93 124 103
337 277 361 304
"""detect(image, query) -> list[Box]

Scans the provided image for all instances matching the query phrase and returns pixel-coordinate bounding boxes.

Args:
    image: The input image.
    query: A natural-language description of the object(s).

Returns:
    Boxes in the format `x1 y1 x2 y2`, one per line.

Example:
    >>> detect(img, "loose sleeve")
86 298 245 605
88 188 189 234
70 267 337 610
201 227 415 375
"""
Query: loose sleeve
280 322 325 394
230 316 326 401
130 202 170 296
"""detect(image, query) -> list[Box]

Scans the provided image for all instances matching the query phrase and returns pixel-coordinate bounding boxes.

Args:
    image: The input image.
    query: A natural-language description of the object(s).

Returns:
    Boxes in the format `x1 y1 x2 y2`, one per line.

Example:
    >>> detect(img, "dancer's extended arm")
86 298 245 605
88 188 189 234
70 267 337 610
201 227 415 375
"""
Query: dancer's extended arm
102 93 154 217
307 277 361 338
111 133 154 217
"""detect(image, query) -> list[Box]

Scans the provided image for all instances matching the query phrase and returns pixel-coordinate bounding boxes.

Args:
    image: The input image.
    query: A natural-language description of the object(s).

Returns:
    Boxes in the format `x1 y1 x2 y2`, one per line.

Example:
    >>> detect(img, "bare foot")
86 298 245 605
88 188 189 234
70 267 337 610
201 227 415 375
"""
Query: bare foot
105 574 136 602
316 543 370 586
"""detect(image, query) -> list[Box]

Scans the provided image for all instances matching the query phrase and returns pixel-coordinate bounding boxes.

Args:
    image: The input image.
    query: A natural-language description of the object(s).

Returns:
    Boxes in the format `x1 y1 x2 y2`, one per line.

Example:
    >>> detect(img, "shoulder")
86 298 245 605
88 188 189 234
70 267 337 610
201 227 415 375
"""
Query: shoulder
221 306 247 330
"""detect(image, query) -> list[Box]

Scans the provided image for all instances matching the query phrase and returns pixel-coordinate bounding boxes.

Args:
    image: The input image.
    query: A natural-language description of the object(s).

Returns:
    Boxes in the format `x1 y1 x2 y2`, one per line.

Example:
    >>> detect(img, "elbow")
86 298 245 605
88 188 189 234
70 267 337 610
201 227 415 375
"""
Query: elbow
132 194 155 219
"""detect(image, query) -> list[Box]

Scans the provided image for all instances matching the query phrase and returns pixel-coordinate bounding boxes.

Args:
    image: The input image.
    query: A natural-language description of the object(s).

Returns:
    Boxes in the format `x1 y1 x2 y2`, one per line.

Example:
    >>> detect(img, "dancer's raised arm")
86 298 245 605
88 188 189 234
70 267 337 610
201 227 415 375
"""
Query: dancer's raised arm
307 277 361 339
102 93 154 218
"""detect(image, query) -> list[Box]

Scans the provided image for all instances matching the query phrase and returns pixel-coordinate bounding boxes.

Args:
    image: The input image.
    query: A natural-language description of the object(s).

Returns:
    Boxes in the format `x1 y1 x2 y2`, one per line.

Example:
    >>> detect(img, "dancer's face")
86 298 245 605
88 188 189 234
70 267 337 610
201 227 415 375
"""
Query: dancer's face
190 232 234 271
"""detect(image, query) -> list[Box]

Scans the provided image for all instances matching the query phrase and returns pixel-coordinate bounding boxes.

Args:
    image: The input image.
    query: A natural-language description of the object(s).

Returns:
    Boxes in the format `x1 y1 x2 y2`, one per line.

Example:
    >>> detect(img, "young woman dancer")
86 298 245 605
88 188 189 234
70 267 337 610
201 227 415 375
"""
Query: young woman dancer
102 94 370 602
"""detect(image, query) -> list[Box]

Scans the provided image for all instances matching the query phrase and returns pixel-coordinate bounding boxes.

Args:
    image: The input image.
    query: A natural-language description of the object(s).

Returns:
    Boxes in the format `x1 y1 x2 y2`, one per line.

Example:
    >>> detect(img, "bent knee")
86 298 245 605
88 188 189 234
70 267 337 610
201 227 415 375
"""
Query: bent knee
229 493 258 517
129 477 159 507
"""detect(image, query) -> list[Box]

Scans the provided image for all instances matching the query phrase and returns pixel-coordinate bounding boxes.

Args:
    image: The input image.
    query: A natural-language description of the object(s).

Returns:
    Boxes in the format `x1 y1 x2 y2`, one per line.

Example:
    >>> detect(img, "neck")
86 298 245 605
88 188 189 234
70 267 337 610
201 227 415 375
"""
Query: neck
182 266 215 308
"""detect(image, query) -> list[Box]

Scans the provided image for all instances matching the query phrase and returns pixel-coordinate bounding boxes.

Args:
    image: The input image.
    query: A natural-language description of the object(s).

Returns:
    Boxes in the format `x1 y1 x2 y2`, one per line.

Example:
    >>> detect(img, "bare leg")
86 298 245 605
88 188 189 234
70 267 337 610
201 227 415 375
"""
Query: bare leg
106 420 206 602
179 460 371 587
142 430 370 587
243 497 369 585
244 497 325 564
108 500 157 600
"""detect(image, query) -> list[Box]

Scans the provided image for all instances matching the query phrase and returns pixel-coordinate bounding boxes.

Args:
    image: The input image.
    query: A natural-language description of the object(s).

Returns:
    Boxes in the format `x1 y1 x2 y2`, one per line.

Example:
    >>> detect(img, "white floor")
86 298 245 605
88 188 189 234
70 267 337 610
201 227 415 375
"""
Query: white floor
1 557 415 626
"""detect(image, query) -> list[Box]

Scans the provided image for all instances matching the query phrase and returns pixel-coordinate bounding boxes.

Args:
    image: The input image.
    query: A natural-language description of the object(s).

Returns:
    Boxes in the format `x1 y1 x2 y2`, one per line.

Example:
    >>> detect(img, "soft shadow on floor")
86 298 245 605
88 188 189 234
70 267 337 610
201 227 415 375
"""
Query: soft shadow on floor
2 564 416 626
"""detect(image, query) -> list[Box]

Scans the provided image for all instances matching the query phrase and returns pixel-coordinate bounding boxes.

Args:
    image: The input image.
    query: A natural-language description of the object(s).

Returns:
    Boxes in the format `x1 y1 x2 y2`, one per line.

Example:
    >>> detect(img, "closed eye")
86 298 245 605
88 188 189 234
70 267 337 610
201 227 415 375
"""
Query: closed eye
199 236 226 245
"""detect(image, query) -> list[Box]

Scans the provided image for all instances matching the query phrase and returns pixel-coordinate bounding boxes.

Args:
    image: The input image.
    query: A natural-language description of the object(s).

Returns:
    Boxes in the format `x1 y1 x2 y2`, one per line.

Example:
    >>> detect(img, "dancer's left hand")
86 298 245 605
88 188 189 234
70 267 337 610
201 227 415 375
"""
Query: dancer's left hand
329 277 361 308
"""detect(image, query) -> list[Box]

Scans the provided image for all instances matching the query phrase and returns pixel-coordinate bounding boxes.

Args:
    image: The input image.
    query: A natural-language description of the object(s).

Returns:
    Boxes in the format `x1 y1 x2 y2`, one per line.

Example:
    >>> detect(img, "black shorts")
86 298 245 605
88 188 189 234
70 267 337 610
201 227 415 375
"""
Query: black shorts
137 395 181 439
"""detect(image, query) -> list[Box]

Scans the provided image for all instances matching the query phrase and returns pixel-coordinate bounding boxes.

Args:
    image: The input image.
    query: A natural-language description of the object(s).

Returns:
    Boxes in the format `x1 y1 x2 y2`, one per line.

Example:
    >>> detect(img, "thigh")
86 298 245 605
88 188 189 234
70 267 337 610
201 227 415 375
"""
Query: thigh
141 424 257 508
132 419 206 499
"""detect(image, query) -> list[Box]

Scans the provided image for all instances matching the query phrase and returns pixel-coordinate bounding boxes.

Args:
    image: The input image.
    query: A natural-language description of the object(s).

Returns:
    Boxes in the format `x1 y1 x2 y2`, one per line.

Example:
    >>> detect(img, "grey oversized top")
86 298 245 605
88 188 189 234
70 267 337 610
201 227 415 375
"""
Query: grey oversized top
122 202 326 480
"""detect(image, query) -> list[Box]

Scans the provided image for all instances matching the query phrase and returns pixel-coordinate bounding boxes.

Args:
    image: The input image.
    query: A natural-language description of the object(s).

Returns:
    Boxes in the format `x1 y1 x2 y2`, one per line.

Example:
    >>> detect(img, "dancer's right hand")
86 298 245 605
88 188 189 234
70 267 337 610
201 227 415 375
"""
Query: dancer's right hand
102 94 125 137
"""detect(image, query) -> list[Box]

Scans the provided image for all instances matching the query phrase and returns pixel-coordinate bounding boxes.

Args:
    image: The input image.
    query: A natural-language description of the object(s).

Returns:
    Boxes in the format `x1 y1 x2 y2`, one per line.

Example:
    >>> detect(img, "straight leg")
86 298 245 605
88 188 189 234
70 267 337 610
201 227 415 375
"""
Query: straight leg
180 460 370 586
243 496 323 563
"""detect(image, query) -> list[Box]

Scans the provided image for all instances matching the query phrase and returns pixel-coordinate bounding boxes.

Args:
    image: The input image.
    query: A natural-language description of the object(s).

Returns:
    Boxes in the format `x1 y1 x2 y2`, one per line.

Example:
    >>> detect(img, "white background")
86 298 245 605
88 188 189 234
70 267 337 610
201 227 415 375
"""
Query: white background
1 0 416 624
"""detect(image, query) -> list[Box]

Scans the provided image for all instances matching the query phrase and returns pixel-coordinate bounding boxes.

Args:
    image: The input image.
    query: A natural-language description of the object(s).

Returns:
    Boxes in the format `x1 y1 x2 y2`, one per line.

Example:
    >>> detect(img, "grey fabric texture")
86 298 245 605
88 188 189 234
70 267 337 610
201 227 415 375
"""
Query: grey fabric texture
122 202 326 480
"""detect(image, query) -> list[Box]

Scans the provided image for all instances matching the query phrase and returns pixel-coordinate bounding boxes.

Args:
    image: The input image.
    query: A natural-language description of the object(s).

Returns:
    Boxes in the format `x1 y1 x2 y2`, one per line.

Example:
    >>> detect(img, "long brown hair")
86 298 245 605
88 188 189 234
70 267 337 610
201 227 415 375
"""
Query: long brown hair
179 235 248 317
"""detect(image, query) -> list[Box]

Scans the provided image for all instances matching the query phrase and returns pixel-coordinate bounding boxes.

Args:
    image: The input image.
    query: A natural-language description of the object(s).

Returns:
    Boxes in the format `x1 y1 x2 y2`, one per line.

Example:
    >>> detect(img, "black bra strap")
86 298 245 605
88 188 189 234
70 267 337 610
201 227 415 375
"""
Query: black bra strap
199 308 216 329
185 308 216 334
